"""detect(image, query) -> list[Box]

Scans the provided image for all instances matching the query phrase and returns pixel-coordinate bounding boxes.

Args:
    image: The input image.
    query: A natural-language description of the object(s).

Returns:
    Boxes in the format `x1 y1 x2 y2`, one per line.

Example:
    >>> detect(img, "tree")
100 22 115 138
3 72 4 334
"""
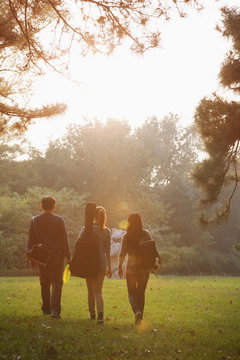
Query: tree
136 114 199 186
0 118 173 228
1 0 203 136
2 118 240 274
136 114 202 246
193 6 240 224
46 119 169 228
0 1 66 135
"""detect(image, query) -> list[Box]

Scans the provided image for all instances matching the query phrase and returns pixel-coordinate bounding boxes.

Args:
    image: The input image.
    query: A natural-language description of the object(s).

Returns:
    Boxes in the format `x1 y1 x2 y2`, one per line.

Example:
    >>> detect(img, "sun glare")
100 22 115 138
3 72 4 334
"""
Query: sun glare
26 0 235 150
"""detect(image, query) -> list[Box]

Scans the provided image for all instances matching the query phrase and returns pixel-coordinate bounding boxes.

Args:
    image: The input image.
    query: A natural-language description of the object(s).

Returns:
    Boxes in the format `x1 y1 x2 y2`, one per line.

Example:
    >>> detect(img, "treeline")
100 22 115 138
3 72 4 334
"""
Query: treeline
1 115 240 275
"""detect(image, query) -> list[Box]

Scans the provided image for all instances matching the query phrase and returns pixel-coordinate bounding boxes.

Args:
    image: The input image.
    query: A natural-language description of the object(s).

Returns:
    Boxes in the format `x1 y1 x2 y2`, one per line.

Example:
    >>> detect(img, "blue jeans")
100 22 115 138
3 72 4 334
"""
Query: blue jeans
85 270 106 315
126 272 149 316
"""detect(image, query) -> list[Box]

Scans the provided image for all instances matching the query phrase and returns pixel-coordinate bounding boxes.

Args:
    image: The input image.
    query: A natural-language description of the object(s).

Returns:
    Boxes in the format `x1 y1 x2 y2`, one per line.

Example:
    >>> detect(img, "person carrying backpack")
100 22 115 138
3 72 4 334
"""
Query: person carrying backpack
85 206 112 324
70 204 112 324
118 213 161 326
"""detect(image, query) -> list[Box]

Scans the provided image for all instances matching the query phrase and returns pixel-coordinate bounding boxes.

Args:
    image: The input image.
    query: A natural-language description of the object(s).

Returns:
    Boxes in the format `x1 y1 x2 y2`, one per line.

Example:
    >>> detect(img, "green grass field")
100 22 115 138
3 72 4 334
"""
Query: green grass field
0 276 240 360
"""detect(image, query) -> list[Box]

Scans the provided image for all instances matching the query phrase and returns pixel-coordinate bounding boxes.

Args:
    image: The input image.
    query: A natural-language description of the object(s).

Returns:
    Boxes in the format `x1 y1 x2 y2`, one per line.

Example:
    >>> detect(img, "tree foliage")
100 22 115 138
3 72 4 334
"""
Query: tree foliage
193 6 240 224
1 116 240 274
0 0 203 136
0 1 67 135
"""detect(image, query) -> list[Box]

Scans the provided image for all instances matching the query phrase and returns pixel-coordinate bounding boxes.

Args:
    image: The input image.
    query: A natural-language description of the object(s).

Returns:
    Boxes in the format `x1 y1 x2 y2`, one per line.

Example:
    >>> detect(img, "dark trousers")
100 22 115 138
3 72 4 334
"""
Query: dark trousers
39 261 64 315
126 272 149 316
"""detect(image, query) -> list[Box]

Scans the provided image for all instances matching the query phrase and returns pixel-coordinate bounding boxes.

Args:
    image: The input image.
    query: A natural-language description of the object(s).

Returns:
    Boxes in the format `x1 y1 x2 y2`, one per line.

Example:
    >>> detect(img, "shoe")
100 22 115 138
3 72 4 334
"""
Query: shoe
42 310 51 316
50 312 61 319
97 312 104 324
89 313 96 320
135 311 142 325
42 306 51 315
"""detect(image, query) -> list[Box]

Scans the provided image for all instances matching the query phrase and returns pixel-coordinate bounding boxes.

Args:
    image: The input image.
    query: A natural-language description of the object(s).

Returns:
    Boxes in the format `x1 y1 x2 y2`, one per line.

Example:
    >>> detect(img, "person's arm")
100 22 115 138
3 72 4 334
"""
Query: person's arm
118 234 127 278
156 248 162 265
27 218 37 268
105 228 112 278
28 218 37 251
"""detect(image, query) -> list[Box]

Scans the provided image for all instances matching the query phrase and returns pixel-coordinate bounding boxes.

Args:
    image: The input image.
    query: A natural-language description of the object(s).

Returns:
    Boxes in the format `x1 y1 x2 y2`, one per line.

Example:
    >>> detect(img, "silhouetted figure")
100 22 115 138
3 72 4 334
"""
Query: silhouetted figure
118 213 161 325
28 196 70 319
85 206 112 324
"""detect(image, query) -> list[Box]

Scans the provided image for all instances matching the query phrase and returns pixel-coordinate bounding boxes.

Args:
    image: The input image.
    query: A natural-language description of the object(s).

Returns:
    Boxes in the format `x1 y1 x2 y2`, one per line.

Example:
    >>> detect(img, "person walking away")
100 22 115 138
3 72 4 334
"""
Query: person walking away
28 196 70 319
85 206 112 324
118 213 161 325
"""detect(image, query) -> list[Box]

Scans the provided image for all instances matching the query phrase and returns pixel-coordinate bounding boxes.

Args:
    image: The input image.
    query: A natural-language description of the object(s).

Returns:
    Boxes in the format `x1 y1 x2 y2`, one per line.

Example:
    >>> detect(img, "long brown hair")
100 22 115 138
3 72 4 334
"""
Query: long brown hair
95 206 106 230
126 213 143 250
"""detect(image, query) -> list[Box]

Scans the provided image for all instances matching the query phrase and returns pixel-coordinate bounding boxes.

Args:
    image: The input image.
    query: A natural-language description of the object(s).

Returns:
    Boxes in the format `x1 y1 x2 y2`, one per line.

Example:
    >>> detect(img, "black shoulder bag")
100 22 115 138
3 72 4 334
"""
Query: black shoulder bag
27 218 51 266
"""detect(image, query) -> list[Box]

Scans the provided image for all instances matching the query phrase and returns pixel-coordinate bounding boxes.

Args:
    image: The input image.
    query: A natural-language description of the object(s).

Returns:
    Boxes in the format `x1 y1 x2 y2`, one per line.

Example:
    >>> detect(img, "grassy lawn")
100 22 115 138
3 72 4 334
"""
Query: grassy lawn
0 276 240 360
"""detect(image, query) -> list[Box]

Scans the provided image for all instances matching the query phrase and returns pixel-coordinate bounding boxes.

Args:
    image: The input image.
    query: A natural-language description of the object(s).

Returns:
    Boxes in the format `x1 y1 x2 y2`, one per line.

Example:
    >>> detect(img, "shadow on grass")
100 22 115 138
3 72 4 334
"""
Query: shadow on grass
0 311 154 340
1 313 155 360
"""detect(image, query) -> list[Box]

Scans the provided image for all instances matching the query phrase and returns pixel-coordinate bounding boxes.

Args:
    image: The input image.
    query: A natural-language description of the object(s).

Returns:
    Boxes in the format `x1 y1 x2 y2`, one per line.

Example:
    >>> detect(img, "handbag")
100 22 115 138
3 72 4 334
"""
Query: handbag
27 217 51 266
27 244 51 266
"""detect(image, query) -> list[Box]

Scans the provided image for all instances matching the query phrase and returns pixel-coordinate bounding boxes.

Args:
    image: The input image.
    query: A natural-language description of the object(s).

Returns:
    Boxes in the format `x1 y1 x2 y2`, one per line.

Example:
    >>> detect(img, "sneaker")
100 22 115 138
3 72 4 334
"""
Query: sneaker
97 312 104 324
50 312 61 320
135 311 142 325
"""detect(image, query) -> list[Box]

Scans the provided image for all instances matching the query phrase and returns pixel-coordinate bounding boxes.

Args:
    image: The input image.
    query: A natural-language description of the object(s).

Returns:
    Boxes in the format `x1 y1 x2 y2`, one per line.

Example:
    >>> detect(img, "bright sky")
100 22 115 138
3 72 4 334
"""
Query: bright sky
26 0 238 151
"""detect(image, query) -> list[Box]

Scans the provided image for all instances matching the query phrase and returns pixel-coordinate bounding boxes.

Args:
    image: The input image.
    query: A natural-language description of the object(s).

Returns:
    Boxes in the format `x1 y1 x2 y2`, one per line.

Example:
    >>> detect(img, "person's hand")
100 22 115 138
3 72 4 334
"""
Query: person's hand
118 267 123 278
107 269 112 278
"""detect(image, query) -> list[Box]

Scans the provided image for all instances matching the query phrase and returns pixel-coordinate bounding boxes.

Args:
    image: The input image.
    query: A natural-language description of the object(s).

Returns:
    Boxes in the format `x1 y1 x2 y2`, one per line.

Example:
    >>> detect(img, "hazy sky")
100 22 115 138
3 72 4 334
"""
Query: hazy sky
26 0 238 150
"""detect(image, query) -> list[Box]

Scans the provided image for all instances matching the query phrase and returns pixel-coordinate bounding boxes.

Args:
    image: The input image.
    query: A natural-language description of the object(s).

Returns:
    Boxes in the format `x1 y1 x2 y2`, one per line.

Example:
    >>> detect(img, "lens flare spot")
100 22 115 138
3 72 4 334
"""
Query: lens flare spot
118 219 128 230
136 321 148 332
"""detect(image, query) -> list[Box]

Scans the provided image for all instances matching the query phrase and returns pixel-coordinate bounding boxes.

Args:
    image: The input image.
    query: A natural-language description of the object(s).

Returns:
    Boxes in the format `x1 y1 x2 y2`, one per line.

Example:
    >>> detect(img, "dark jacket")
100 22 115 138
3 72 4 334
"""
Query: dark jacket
28 212 70 262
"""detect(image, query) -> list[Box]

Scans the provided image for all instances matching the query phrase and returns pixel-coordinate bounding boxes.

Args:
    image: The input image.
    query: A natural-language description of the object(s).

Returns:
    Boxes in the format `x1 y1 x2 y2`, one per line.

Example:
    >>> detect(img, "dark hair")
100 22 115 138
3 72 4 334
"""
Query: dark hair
126 213 143 250
95 206 106 230
41 196 56 211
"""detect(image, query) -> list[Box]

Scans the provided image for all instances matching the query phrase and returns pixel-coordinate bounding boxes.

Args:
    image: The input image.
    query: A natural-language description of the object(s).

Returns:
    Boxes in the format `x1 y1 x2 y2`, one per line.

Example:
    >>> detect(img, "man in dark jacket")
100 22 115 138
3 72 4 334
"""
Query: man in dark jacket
28 196 70 319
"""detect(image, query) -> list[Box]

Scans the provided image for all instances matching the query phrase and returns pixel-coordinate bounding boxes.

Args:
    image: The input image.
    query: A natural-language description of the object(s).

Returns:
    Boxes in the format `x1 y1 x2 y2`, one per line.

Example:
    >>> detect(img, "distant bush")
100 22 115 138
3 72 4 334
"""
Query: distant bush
159 245 240 275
